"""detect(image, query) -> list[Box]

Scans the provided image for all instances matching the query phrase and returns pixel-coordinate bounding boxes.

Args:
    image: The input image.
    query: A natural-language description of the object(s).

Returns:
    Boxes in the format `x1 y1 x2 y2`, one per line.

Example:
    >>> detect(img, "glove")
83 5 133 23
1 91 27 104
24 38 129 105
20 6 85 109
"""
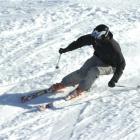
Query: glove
108 80 115 88
59 48 66 54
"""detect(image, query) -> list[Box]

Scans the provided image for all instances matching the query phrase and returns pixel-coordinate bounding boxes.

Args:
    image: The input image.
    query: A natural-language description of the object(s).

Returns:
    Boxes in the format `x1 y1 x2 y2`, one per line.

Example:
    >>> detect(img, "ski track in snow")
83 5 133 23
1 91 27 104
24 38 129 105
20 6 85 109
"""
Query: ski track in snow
0 0 140 140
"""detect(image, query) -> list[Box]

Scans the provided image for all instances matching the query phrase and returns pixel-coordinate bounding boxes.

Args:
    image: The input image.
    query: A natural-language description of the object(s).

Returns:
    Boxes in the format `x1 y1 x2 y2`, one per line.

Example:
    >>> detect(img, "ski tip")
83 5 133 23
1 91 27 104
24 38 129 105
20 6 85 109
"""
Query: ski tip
37 102 54 111
65 96 71 101
46 102 54 108
37 105 45 111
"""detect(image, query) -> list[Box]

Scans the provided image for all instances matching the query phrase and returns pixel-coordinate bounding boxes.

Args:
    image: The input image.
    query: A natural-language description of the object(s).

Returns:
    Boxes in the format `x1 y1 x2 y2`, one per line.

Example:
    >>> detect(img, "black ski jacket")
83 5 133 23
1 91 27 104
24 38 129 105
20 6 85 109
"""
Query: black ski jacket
63 34 126 83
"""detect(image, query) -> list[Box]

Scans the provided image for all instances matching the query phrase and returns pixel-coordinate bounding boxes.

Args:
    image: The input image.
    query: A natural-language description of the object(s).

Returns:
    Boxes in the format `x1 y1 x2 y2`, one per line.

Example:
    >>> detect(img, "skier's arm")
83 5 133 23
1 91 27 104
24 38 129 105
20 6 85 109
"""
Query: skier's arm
109 54 126 86
60 34 93 53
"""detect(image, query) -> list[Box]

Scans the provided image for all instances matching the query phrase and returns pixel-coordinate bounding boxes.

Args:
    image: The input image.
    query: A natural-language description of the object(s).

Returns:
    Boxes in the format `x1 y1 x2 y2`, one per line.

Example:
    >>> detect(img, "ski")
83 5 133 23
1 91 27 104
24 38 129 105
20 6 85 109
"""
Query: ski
37 93 86 111
21 89 49 103
32 84 140 111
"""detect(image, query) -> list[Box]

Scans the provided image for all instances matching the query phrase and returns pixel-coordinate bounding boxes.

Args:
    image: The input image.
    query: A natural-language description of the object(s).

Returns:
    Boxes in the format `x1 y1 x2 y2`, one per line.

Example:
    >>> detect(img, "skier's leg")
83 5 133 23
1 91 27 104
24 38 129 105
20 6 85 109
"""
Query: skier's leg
61 69 85 87
65 56 114 100
79 55 102 74
79 67 99 91
79 66 114 91
65 71 98 100
50 56 113 93
49 69 86 92
66 66 114 100
61 55 99 87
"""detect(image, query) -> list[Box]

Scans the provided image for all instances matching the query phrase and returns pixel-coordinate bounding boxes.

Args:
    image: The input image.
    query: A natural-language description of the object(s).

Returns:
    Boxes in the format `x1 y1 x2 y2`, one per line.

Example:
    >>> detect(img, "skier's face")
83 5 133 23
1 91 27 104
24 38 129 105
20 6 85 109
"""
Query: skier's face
91 30 107 39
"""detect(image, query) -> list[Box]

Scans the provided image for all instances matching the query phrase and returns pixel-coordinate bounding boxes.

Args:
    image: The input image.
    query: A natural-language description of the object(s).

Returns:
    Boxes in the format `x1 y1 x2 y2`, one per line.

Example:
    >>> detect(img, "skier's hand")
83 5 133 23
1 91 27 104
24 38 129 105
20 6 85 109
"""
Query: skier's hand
59 48 66 54
108 80 115 88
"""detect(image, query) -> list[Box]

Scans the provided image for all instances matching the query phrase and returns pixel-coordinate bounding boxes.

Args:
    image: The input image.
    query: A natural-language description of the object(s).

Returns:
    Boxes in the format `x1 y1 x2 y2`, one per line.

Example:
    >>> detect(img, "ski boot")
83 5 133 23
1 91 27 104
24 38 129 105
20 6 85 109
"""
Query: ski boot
65 86 84 101
48 83 66 93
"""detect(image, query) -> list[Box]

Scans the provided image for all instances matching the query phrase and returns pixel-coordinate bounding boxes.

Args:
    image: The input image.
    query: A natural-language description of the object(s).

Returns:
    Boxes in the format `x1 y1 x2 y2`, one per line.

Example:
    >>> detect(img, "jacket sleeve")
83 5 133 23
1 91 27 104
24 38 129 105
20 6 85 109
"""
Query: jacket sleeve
63 34 93 53
110 53 126 83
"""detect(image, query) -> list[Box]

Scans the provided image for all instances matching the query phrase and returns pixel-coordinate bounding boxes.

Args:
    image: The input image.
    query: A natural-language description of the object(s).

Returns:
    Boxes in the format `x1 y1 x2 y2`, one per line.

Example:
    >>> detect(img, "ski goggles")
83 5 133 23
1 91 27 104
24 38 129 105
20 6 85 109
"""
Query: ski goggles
91 30 107 39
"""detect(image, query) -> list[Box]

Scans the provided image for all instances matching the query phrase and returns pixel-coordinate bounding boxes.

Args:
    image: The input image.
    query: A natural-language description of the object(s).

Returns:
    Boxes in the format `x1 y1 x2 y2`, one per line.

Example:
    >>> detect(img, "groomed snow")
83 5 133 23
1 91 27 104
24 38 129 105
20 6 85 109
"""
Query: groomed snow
0 0 140 140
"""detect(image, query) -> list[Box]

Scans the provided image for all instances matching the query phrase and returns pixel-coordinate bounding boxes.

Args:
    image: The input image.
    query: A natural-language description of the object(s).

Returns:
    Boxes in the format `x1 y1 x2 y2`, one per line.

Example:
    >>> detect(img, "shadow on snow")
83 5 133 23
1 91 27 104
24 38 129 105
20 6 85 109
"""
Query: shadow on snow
0 89 65 110
0 85 139 111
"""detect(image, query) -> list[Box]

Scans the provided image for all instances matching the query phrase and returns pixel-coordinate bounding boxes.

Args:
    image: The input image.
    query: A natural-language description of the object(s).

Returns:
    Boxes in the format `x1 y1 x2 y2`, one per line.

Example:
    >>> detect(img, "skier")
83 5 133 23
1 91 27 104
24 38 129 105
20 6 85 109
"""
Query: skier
49 24 126 100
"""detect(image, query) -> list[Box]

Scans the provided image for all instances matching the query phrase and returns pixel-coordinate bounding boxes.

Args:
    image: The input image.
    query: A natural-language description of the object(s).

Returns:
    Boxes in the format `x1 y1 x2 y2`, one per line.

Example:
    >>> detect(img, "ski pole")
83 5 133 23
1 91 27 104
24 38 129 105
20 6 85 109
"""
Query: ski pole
55 54 61 69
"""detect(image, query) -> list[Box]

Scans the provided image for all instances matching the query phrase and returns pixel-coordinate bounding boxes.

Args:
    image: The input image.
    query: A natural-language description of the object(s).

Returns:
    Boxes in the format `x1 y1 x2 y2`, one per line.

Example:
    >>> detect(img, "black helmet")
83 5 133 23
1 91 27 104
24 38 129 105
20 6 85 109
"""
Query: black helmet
91 24 109 39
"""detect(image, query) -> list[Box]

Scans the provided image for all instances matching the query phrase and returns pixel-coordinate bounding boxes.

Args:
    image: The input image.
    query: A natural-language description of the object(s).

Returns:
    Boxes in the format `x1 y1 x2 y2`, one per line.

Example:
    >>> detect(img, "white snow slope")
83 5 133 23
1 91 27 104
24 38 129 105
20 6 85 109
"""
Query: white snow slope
0 0 140 140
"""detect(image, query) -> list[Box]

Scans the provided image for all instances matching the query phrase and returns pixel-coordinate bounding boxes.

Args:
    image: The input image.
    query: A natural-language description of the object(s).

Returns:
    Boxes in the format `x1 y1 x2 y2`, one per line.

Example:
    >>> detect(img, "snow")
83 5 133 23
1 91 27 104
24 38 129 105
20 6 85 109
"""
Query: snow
0 0 140 139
